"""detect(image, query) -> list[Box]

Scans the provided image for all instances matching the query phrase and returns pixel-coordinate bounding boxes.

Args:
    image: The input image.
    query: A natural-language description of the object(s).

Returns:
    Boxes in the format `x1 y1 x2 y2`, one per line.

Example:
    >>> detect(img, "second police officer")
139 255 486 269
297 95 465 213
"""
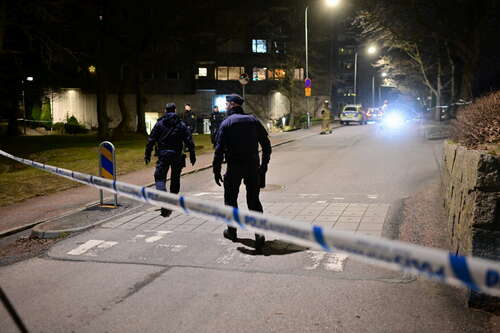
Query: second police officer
212 94 271 253
144 103 196 217
209 105 225 147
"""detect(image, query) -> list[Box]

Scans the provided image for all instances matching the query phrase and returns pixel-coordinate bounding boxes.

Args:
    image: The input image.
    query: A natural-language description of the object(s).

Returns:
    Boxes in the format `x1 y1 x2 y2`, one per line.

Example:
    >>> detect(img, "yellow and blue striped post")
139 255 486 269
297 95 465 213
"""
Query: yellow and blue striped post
98 141 118 206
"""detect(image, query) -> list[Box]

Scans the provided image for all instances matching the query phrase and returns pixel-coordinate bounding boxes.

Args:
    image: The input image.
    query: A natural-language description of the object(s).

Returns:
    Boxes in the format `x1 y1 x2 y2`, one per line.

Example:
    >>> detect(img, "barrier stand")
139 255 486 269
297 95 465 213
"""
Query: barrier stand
98 141 118 207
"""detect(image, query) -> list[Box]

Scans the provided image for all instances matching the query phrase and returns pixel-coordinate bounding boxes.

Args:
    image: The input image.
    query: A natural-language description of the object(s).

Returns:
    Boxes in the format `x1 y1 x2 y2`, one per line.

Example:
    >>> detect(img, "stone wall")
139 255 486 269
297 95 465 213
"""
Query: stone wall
442 141 500 310
442 141 500 259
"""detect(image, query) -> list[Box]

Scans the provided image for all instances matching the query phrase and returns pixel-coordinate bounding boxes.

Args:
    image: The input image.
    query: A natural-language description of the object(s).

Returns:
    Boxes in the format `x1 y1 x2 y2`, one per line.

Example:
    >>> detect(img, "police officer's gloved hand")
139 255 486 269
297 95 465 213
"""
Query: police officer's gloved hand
190 153 196 166
144 156 151 165
259 164 268 175
214 173 223 186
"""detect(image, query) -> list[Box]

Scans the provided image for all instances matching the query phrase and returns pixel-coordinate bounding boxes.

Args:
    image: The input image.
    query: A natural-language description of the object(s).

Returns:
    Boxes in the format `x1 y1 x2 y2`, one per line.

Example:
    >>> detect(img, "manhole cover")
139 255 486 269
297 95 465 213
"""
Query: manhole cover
262 184 284 192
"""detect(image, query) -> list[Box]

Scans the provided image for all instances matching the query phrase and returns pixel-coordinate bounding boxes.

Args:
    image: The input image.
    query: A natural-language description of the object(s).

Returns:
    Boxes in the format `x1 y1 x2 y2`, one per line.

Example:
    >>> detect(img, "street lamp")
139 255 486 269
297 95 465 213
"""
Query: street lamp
381 72 387 77
353 44 378 105
21 76 34 135
305 0 341 126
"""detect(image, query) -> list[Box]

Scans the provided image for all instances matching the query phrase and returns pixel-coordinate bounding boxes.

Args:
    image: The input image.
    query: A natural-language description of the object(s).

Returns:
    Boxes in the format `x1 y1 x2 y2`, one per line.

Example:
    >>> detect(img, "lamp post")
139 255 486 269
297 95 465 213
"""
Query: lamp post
353 45 378 106
305 0 340 125
21 77 33 135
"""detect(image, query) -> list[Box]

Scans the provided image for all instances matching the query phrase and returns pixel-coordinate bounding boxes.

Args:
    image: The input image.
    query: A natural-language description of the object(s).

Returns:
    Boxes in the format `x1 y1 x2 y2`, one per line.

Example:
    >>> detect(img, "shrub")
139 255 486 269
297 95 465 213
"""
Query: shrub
64 116 88 134
52 122 65 133
451 91 500 149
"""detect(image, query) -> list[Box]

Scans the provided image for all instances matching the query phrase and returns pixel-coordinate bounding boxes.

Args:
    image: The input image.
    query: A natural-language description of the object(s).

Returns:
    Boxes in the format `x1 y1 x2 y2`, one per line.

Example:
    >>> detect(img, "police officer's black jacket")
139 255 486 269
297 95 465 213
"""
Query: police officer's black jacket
210 111 225 132
145 112 195 159
213 106 271 174
181 110 196 132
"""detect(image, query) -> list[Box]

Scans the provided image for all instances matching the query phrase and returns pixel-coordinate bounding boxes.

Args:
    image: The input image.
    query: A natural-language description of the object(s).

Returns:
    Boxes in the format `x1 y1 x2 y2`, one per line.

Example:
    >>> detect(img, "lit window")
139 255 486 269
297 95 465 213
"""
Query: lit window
294 68 304 80
252 67 267 81
198 67 207 77
344 62 353 70
216 66 245 80
217 67 228 80
268 69 286 80
252 39 268 53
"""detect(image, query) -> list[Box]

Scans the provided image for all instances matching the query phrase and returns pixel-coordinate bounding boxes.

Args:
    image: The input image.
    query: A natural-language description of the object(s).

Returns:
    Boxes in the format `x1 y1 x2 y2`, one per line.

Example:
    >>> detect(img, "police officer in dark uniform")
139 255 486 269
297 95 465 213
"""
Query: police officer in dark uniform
209 105 225 147
145 103 196 217
213 94 271 253
181 103 196 134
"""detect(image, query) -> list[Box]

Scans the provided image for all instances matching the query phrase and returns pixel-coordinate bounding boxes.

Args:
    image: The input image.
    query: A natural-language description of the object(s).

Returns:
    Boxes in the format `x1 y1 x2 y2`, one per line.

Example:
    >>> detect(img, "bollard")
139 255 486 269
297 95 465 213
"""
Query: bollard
98 141 118 207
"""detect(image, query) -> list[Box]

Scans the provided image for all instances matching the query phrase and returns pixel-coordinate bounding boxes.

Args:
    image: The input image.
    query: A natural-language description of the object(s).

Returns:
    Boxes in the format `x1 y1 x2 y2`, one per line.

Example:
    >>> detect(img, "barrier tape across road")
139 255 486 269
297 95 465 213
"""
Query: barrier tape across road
1 149 499 297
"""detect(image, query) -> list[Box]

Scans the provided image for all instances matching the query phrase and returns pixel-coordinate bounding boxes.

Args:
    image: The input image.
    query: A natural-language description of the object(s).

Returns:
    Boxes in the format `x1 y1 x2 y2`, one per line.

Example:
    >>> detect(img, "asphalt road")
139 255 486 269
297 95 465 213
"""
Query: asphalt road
0 122 490 332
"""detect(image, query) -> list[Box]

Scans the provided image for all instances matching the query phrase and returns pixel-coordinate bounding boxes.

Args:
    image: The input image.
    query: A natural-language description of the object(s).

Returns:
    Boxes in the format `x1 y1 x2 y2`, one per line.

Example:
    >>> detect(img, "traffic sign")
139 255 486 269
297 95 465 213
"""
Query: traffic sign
239 73 249 85
305 87 311 97
304 78 312 88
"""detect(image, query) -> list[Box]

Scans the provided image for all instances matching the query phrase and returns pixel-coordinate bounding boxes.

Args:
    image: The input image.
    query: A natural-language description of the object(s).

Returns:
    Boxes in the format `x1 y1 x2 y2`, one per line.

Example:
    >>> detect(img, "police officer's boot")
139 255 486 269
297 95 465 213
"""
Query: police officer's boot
161 208 172 217
255 234 265 253
223 227 237 242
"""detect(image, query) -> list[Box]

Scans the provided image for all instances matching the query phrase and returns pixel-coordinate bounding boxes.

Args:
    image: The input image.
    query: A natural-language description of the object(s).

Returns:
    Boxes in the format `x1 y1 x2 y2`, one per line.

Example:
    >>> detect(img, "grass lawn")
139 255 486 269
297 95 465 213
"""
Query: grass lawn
0 133 213 206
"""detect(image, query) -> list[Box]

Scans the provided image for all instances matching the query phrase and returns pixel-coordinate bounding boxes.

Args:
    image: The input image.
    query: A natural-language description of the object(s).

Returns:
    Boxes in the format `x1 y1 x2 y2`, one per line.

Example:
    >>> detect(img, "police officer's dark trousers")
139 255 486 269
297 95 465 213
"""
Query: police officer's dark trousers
154 151 184 194
224 161 263 235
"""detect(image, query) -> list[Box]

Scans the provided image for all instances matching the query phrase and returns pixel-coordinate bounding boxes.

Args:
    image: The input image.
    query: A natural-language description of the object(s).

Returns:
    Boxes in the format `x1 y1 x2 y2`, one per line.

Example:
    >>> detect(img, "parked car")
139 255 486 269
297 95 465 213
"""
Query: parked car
366 108 383 122
340 105 367 125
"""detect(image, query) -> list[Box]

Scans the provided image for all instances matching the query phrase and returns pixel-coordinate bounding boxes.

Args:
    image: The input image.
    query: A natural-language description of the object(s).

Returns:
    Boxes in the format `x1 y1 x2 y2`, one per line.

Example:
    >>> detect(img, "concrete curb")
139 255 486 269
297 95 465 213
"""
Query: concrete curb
20 127 330 238
31 201 144 239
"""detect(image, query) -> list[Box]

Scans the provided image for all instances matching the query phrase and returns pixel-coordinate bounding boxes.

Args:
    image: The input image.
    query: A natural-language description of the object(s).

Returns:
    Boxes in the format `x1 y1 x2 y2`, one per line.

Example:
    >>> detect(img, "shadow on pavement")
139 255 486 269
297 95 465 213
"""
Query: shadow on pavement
236 238 308 256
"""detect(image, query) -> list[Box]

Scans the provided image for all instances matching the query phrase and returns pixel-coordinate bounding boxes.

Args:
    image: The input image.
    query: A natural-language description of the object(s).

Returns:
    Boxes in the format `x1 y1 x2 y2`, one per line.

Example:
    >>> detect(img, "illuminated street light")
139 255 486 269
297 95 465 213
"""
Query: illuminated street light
381 72 388 77
26 76 34 81
353 45 379 105
88 65 96 74
305 0 341 127
326 0 341 7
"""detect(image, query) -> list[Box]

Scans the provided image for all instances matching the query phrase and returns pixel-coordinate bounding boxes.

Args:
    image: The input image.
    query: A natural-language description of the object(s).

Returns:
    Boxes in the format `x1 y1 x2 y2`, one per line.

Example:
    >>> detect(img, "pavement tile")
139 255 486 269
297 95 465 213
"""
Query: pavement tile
333 224 358 231
173 224 198 232
293 216 317 223
337 216 362 223
101 212 144 228
361 216 386 223
348 203 369 209
314 215 339 222
358 223 384 231
193 222 220 232
182 218 207 225
357 230 382 237
327 203 348 208
341 211 365 217
315 221 335 229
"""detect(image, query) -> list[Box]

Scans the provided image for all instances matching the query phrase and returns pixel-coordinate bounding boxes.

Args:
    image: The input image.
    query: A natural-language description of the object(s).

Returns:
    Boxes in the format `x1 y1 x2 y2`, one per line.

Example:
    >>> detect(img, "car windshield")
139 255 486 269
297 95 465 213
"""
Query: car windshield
344 107 357 112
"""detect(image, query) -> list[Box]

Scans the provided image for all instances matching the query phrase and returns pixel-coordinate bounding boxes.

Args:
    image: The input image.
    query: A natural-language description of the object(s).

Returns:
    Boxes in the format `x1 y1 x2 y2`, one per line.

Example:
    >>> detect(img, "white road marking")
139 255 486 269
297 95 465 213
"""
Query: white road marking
145 231 173 243
324 253 349 271
333 197 345 200
368 194 378 199
305 251 326 270
316 200 327 204
300 194 320 198
67 240 104 256
216 247 236 265
157 244 187 252
97 241 118 249
305 251 348 272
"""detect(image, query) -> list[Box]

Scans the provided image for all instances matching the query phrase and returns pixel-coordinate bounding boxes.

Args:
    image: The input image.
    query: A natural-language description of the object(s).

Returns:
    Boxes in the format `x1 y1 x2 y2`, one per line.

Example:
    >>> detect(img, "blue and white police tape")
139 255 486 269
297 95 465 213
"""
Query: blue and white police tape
1 149 500 296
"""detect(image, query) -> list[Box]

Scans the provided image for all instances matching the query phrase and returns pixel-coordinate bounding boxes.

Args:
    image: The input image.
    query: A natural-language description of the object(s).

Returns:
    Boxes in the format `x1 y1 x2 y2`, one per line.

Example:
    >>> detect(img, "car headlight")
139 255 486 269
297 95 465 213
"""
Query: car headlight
383 113 404 128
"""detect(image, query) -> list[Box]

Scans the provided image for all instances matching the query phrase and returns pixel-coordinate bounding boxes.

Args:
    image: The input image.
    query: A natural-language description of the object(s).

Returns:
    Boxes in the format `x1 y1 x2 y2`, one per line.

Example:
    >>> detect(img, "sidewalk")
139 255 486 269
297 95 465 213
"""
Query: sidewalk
0 125 328 236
